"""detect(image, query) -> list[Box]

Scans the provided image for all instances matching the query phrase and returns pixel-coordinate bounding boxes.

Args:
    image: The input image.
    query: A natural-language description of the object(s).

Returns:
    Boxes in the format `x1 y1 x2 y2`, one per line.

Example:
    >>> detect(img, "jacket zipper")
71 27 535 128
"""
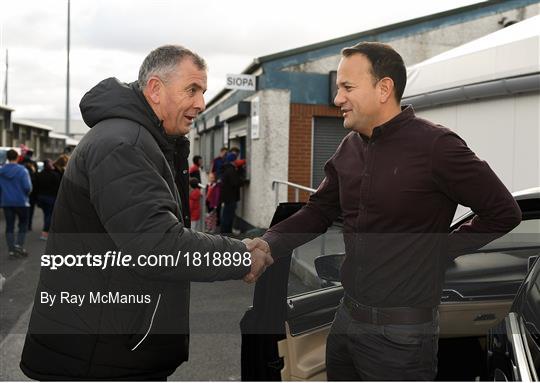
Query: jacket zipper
131 293 161 351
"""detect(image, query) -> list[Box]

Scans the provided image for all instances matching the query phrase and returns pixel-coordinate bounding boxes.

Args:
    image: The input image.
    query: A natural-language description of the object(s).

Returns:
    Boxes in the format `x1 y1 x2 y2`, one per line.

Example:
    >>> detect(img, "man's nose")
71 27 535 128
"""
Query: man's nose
334 90 345 107
195 94 206 113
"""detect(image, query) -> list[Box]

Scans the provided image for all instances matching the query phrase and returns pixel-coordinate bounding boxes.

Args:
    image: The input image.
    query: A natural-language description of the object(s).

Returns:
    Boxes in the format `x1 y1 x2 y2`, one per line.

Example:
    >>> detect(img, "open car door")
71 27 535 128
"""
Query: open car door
240 202 304 381
240 201 344 381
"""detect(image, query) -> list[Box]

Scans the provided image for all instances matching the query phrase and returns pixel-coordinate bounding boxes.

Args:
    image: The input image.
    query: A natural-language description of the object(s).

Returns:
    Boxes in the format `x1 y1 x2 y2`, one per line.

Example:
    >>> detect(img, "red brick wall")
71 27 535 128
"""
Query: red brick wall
288 103 341 202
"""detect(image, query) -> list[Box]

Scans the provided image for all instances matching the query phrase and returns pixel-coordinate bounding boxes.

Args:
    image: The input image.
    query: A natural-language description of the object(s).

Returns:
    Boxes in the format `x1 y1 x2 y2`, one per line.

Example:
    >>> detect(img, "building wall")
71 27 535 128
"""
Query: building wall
415 92 540 193
0 113 5 146
281 3 539 73
288 104 341 202
41 138 67 160
241 89 290 228
196 2 540 229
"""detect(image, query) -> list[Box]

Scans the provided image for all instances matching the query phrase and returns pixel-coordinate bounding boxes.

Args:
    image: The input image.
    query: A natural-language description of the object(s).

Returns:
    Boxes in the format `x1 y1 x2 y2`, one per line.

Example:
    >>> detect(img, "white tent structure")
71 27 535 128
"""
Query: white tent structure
403 15 539 193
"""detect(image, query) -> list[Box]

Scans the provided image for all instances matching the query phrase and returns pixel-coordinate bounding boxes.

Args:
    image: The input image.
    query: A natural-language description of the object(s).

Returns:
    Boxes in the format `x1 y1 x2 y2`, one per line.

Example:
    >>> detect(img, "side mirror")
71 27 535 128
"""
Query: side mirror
314 253 345 282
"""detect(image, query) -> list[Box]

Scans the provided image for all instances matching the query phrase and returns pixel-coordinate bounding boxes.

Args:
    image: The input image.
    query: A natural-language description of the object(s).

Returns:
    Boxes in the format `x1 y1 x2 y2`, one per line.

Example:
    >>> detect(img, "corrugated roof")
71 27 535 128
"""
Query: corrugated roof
0 103 14 112
13 119 54 131
48 131 80 145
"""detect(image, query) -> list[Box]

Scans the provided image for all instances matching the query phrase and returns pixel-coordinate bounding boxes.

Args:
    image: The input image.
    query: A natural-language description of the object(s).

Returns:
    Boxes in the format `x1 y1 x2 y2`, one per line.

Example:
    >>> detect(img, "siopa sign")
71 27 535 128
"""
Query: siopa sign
226 74 256 91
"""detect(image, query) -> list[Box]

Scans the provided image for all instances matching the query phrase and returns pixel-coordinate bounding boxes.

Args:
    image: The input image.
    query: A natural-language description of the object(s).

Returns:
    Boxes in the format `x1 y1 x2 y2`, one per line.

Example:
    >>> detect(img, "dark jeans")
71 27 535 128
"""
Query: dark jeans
37 195 56 232
3 207 29 251
326 303 439 381
220 201 237 234
28 198 36 230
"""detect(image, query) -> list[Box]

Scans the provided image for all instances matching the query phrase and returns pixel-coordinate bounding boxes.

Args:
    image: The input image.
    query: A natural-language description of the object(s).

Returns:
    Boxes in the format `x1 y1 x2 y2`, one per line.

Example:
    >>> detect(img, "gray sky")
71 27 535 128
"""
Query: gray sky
1 0 483 120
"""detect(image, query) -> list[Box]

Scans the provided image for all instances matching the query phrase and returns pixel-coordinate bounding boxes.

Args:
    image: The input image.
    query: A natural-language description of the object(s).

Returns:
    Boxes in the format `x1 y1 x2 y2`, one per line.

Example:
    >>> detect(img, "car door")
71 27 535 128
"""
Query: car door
487 252 540 381
241 193 540 381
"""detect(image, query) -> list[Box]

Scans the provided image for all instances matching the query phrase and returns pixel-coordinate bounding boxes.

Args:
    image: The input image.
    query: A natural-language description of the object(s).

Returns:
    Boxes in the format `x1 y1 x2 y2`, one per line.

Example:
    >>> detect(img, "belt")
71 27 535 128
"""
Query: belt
342 294 434 325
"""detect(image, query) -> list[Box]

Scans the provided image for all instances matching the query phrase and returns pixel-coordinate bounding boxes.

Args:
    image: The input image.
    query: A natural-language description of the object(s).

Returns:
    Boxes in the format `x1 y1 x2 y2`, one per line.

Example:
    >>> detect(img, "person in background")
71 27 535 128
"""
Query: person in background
205 172 220 233
20 150 38 231
189 155 203 183
230 147 247 184
211 147 228 180
0 149 32 258
220 152 242 235
189 177 202 232
35 159 63 240
53 154 69 175
211 147 228 227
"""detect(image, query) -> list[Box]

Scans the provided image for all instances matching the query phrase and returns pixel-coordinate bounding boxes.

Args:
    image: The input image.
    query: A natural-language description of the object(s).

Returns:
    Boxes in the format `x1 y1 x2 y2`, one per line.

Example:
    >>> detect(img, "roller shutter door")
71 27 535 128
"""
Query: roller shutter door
312 117 347 188
213 127 224 155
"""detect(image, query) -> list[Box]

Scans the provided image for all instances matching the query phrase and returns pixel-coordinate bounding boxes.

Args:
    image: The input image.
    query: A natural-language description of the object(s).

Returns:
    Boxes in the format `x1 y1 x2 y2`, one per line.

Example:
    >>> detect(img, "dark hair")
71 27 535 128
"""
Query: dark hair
43 159 54 171
193 155 202 165
7 149 18 161
138 45 207 91
189 177 200 189
342 42 407 103
54 154 69 171
230 147 240 155
220 147 228 152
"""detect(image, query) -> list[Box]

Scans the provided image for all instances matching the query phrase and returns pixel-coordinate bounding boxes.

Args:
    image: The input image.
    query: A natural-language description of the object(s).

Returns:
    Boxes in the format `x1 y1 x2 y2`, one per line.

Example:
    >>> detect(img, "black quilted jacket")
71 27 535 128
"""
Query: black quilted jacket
20 78 249 381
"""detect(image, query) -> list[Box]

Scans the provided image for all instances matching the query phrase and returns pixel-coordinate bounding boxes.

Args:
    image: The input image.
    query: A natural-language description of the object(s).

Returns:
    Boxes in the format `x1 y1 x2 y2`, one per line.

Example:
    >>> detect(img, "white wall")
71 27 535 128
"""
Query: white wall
416 92 540 193
241 89 290 228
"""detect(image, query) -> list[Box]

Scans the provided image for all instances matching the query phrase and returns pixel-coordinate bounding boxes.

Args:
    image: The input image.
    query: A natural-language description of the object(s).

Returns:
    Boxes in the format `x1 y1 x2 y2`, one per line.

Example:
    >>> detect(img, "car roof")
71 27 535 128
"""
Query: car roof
452 186 540 225
512 187 540 200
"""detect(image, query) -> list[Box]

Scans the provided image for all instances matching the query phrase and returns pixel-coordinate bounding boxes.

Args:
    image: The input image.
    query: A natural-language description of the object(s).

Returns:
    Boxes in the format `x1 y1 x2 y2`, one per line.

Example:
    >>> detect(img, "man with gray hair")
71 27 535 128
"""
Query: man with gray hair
20 45 273 380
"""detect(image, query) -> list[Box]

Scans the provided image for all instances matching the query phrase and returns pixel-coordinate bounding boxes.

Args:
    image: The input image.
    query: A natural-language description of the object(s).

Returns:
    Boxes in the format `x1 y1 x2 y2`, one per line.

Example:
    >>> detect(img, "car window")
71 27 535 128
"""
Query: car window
287 223 344 296
520 263 540 376
285 198 539 296
287 218 540 297
486 218 540 248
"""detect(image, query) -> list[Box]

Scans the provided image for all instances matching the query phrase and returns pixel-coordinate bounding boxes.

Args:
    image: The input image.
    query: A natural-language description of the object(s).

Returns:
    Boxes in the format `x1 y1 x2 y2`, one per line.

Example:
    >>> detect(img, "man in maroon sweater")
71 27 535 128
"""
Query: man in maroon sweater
245 42 521 380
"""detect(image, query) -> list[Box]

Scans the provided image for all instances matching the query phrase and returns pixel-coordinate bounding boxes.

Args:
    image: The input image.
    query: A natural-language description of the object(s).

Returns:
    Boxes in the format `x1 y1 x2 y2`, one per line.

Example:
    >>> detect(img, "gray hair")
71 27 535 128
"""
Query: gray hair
138 45 207 91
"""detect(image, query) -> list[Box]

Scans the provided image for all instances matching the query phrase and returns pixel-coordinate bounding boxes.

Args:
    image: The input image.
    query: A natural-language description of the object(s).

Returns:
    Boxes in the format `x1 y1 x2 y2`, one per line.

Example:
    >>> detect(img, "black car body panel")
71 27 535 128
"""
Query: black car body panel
487 254 540 381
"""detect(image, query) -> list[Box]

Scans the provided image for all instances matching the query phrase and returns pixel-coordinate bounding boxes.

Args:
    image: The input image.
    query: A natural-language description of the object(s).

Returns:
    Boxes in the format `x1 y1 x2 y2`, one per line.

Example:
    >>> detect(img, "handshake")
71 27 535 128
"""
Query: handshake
242 238 273 283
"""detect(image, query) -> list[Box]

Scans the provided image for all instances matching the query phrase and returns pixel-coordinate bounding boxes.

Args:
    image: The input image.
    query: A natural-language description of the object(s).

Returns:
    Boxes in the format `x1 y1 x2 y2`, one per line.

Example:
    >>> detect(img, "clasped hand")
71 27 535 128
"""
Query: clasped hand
242 237 273 283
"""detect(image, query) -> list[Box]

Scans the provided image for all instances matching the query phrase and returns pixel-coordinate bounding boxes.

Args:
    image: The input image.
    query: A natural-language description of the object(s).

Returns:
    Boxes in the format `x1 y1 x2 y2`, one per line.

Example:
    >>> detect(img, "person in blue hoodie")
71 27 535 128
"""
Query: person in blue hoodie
0 149 32 257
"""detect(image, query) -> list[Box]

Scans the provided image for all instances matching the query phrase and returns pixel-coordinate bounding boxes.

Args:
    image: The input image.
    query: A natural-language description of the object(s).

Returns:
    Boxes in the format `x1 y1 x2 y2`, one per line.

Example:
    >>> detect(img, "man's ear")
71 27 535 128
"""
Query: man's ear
378 77 394 104
145 76 162 104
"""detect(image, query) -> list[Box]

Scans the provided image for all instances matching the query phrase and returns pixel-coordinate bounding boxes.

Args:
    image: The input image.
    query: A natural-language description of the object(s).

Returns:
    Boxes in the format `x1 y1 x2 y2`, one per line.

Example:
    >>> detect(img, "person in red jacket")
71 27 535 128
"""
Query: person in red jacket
189 155 202 183
189 177 202 232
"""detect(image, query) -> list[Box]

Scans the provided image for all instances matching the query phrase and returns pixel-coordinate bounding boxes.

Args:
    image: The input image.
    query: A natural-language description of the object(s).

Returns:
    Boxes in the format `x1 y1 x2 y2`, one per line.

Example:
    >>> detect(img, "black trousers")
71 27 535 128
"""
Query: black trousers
326 303 439 381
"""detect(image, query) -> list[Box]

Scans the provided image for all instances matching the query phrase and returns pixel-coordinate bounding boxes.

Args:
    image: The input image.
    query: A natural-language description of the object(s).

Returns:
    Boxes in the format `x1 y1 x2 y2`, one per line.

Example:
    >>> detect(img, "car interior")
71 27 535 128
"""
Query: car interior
273 197 540 381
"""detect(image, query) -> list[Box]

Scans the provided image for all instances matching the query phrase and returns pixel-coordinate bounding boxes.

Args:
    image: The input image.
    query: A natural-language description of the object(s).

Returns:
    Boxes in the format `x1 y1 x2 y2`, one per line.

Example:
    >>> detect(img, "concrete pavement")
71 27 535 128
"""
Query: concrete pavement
0 212 46 381
0 213 313 381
